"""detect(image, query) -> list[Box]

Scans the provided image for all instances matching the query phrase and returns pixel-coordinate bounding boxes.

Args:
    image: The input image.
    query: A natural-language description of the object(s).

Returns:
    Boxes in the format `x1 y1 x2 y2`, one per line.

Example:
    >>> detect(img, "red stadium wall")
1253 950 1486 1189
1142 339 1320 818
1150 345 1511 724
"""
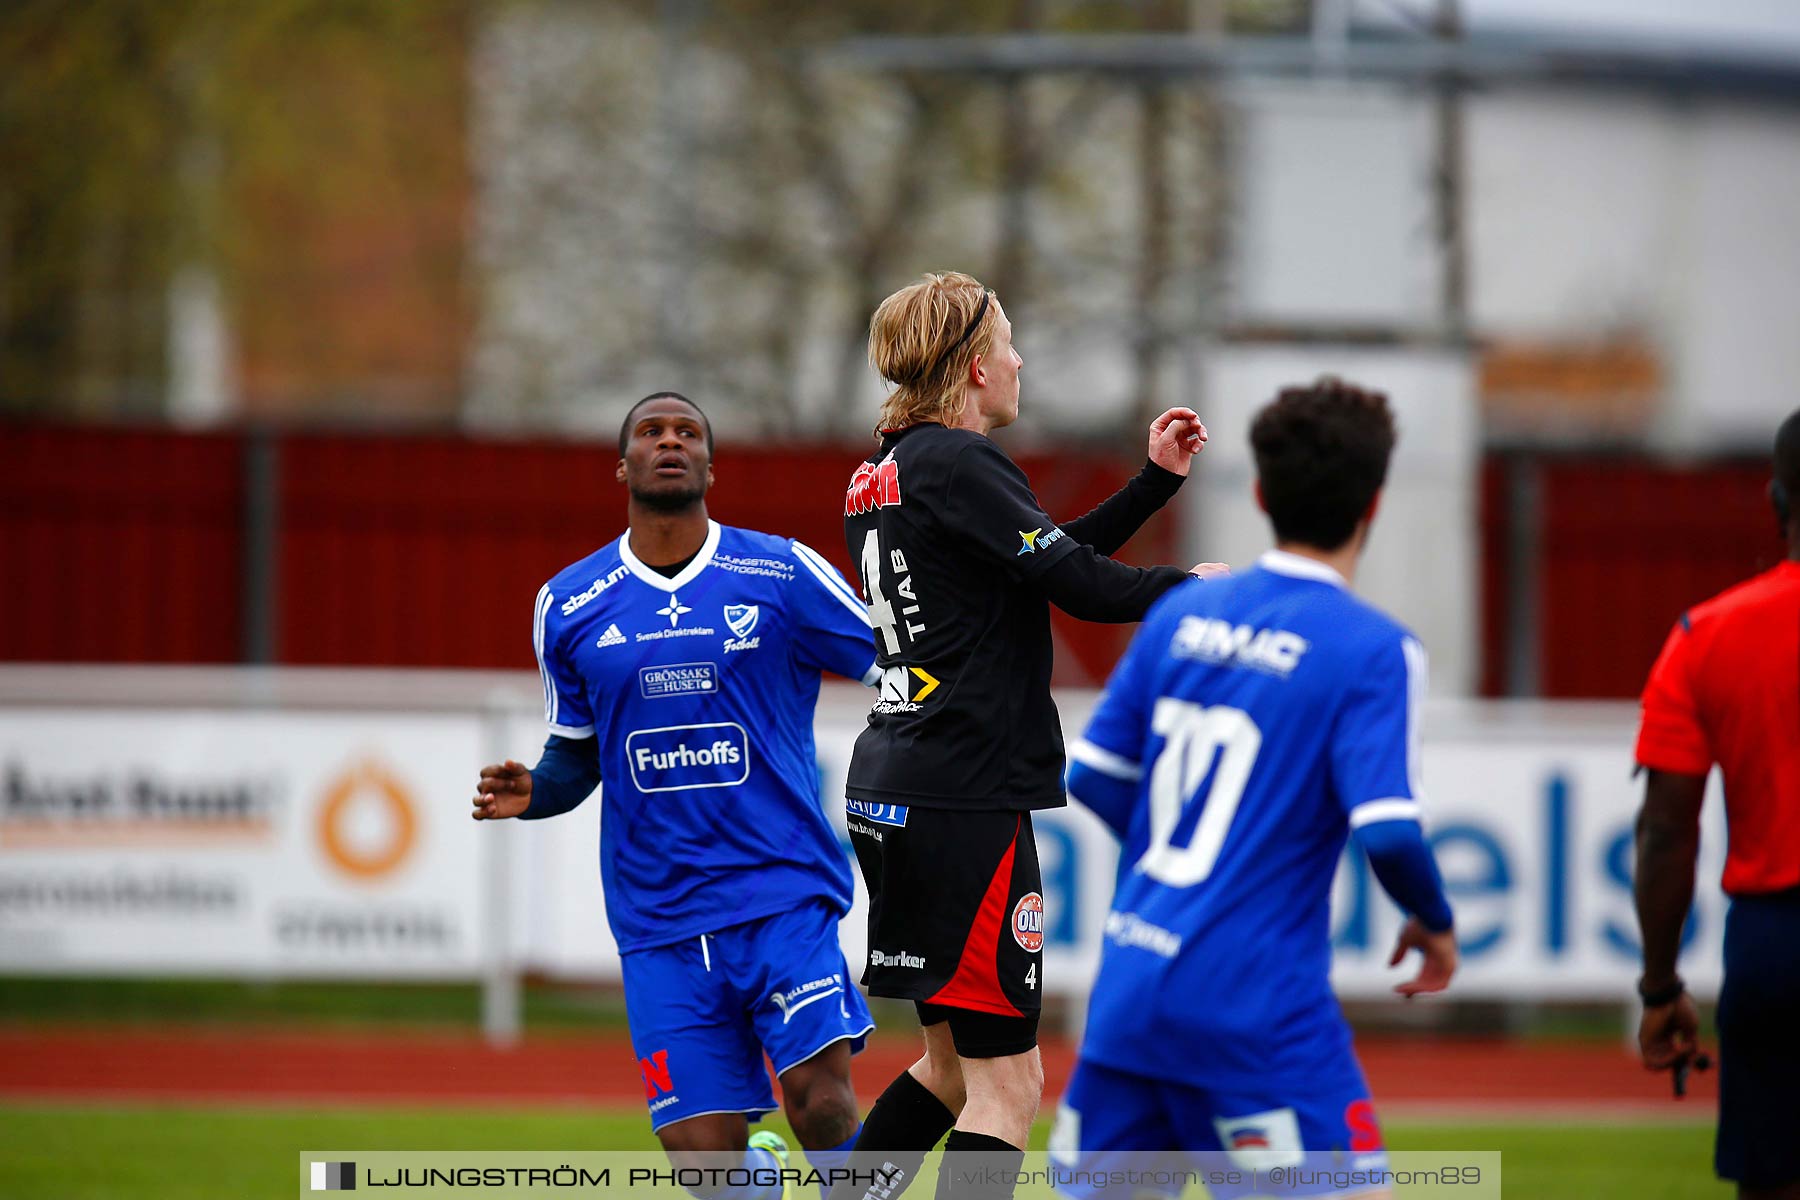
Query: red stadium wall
1479 454 1778 698
1534 457 1776 698
4 425 1781 695
0 426 245 664
0 425 1174 686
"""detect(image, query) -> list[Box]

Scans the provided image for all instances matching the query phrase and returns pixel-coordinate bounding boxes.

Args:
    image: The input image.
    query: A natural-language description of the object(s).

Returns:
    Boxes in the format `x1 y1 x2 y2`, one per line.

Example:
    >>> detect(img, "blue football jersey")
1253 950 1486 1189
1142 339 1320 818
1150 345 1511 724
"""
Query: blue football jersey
533 521 879 953
1069 550 1428 1089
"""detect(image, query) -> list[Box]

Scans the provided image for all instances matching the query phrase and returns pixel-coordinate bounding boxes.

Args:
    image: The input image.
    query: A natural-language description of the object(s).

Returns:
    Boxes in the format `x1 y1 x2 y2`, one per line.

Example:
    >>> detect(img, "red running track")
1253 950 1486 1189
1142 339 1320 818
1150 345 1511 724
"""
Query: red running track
0 1028 1716 1119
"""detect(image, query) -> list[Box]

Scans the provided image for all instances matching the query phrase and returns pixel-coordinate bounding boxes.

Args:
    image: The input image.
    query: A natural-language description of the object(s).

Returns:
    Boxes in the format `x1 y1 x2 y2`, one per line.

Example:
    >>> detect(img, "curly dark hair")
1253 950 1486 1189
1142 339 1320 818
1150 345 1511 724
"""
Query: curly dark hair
1249 377 1398 552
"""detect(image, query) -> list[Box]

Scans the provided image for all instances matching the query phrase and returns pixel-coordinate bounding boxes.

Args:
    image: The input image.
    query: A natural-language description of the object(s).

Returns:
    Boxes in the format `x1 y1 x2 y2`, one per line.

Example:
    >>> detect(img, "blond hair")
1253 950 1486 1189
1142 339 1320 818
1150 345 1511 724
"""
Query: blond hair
867 271 997 436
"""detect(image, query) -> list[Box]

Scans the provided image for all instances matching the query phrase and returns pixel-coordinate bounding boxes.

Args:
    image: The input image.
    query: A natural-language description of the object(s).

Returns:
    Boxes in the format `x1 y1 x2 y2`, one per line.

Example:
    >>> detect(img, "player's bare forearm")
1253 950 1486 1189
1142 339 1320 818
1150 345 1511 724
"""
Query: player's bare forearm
1633 770 1706 988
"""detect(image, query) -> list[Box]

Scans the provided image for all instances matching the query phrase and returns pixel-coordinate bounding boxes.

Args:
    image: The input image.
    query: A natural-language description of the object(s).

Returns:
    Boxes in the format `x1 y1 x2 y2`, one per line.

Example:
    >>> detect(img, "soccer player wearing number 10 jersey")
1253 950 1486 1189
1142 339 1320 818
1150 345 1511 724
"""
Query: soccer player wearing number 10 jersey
1057 380 1459 1200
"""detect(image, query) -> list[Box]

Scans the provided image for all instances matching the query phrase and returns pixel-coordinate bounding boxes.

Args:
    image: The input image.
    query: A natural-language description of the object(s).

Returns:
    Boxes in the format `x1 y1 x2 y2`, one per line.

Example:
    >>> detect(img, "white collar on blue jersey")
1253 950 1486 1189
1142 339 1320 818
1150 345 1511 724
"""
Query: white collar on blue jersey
1257 549 1348 589
620 519 722 592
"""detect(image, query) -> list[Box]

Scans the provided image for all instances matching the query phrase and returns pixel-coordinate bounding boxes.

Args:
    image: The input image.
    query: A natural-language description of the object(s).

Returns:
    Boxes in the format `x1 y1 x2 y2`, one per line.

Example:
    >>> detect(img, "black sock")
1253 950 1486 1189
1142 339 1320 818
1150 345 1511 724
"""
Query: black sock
934 1130 1025 1200
827 1071 955 1200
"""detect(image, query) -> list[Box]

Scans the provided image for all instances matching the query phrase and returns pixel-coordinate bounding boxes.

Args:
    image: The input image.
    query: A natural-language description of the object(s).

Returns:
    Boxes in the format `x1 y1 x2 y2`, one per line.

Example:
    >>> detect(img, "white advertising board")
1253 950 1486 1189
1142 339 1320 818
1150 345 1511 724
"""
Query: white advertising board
510 688 1728 1003
0 709 492 978
0 679 1730 1004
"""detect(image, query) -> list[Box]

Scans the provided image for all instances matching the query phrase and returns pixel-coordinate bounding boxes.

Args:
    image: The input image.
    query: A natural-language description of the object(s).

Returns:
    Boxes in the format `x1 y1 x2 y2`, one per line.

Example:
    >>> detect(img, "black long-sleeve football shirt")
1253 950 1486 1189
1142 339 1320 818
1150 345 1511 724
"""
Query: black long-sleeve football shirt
843 422 1191 811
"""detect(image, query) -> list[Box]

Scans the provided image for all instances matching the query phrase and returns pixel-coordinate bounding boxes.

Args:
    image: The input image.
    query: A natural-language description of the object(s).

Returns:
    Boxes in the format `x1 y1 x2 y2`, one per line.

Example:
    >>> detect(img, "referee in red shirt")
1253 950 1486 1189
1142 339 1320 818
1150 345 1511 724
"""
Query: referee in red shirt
1634 407 1800 1200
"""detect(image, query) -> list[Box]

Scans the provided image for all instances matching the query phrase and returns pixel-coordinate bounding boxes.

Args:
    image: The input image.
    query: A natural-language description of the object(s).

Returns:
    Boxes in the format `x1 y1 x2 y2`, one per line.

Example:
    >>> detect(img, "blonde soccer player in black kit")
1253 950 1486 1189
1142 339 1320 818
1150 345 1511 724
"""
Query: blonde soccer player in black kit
834 271 1226 1200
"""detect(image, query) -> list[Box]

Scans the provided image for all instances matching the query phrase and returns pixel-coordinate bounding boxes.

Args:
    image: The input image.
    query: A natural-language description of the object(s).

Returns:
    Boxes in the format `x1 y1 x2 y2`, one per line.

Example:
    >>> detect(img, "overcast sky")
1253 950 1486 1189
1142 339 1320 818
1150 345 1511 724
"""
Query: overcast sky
1362 0 1800 57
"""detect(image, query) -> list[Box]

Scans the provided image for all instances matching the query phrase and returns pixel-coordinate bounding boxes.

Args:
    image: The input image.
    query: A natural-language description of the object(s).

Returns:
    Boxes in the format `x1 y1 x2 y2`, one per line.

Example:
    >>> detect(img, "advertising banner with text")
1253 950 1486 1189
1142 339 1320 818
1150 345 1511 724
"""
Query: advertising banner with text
509 689 1728 1002
2 685 1726 1001
0 709 491 977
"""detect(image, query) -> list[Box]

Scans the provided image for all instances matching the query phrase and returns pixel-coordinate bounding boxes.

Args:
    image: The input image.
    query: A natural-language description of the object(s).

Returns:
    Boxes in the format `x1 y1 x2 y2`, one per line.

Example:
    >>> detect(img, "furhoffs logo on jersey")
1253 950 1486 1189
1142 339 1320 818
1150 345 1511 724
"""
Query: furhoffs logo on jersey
1012 892 1045 952
845 454 901 515
625 723 750 793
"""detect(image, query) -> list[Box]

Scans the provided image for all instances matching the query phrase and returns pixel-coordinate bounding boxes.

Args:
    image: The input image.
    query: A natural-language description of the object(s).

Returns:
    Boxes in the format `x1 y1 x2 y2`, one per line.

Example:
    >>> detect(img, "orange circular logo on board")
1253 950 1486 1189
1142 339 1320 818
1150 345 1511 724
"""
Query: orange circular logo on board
317 760 417 879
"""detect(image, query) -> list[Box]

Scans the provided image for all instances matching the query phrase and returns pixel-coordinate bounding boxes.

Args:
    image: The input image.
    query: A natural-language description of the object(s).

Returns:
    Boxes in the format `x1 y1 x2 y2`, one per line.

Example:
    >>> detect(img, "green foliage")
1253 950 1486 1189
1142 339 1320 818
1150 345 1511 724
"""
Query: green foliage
0 0 468 414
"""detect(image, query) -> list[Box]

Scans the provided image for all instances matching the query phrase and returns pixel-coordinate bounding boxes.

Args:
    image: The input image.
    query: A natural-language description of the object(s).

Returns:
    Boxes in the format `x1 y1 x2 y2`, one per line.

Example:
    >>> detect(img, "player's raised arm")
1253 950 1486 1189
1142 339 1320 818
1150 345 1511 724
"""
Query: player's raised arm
938 439 1193 623
1056 407 1207 557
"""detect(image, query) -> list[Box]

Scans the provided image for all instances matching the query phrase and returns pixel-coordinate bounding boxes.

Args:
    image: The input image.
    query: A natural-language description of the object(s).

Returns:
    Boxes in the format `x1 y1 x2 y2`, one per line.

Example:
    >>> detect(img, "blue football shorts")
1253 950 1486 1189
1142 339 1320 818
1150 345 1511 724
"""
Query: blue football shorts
621 898 874 1131
1050 1058 1389 1200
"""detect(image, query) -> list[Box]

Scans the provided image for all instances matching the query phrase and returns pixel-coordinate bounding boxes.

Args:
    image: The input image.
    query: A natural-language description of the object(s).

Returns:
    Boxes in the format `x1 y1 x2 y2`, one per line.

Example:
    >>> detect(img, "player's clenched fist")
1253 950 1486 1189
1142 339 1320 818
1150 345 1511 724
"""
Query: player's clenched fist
1147 407 1209 477
471 759 533 820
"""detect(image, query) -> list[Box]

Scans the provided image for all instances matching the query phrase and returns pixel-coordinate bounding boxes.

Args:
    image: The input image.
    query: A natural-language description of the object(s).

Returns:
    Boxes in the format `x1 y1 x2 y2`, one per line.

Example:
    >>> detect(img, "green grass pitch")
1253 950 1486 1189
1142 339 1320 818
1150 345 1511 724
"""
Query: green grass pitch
0 1103 1729 1199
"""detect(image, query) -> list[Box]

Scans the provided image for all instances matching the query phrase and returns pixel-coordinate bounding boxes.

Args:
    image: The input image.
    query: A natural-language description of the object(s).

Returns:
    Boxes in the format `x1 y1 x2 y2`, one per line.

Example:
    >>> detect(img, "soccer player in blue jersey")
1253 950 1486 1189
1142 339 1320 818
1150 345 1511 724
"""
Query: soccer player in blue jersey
471 392 879 1196
1054 379 1459 1200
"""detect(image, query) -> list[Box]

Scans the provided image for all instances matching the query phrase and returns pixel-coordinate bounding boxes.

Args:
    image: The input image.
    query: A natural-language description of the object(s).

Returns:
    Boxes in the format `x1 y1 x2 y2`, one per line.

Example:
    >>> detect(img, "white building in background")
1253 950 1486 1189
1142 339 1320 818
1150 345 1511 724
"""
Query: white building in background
466 4 1800 691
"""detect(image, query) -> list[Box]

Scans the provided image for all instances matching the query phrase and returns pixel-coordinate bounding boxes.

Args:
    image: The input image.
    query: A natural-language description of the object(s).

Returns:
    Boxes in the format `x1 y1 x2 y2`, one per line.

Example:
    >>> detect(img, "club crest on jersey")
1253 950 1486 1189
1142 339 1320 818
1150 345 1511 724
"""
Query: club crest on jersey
722 604 761 652
1012 892 1045 952
1016 526 1066 556
724 605 759 639
845 454 902 516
